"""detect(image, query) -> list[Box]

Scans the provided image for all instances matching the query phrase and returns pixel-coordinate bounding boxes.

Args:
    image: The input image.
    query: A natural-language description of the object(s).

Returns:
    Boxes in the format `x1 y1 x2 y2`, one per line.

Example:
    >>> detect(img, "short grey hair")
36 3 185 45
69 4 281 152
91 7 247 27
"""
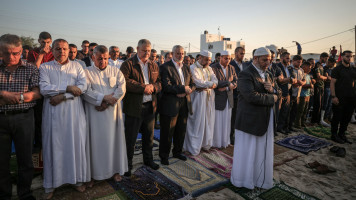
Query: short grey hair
52 38 68 48
137 39 151 48
0 34 22 50
172 45 184 53
93 45 108 55
109 46 119 52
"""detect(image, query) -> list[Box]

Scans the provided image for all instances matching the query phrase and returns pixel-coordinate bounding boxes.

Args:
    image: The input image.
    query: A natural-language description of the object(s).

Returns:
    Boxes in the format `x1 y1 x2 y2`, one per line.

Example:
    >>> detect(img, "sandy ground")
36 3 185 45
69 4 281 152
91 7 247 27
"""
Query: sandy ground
11 124 356 200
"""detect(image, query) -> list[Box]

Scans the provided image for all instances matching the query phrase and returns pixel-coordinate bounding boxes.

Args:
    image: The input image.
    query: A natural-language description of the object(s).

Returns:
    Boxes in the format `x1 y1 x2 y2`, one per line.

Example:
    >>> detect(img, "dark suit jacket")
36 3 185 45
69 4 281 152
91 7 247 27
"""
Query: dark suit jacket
82 57 91 67
159 60 195 117
277 62 294 97
120 55 161 118
235 64 282 136
211 63 237 110
230 60 249 99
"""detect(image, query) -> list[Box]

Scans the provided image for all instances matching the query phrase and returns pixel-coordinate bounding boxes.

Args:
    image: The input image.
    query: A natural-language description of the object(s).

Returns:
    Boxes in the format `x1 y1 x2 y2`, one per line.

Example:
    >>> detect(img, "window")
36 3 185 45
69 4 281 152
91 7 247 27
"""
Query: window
227 44 232 49
208 44 213 49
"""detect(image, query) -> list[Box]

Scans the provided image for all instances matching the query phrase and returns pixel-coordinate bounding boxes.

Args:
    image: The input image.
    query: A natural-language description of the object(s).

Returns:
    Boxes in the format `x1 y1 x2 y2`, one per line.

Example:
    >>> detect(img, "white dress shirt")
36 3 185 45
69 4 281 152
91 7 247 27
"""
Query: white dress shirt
172 59 185 85
137 55 152 103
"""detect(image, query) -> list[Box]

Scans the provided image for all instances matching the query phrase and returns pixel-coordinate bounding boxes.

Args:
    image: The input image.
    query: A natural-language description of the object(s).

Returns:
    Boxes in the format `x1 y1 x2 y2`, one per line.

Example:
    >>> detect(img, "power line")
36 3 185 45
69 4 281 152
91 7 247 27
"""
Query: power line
285 28 355 49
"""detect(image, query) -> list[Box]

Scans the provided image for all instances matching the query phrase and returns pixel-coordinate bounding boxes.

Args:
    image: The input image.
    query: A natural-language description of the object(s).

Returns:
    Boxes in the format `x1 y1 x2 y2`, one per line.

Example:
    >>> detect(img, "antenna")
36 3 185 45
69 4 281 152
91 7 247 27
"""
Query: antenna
218 26 221 39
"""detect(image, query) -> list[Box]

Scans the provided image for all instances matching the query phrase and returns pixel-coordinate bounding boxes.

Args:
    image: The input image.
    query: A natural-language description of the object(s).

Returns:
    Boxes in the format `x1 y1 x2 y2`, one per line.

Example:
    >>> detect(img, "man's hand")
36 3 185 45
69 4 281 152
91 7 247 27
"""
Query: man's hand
332 97 339 105
273 94 278 102
211 84 217 89
144 84 154 95
310 84 314 89
229 83 237 90
66 86 82 96
290 78 297 84
177 93 186 98
185 86 192 94
40 46 50 54
297 80 303 86
95 101 109 111
0 91 20 104
50 94 64 106
263 82 274 93
103 93 118 106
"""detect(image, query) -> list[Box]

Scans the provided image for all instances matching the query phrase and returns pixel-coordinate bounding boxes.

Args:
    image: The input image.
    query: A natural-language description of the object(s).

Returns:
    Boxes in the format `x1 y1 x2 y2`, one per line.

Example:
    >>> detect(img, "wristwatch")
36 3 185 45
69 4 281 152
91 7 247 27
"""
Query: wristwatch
19 93 24 104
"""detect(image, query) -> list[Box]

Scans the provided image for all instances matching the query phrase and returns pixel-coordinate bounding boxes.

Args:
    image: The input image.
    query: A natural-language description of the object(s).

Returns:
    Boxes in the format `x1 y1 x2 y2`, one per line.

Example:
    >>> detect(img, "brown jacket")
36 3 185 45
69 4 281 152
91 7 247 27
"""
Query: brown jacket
120 55 161 117
211 63 237 110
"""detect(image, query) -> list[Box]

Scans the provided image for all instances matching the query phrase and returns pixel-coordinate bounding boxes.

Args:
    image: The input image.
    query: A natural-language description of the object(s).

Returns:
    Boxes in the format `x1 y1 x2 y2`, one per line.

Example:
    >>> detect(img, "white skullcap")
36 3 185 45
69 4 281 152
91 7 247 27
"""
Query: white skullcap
254 47 271 56
200 50 212 58
220 50 230 56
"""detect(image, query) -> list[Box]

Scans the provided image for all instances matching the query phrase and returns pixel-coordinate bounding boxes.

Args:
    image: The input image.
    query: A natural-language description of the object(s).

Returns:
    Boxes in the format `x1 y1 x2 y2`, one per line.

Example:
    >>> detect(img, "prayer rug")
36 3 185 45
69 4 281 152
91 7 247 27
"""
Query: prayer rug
134 139 159 156
219 145 234 157
225 181 320 200
157 157 229 197
275 134 331 154
108 165 188 200
185 148 233 178
304 126 348 140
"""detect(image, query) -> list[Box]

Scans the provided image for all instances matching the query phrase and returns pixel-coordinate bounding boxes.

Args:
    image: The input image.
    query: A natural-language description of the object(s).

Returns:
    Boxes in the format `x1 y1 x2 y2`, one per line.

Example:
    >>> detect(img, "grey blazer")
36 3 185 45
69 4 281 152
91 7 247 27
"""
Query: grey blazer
211 63 237 110
235 64 281 136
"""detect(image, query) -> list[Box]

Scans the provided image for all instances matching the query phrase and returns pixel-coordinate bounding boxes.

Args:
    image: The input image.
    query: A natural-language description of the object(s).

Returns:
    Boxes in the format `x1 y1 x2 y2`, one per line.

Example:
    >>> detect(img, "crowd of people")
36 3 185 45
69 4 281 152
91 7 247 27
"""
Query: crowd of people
0 31 356 200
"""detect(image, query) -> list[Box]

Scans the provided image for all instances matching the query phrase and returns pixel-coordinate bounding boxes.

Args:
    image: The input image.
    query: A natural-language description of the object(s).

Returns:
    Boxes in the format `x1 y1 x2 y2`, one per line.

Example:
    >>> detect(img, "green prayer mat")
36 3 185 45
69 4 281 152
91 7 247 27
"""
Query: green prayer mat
93 191 129 200
304 126 348 140
225 181 320 200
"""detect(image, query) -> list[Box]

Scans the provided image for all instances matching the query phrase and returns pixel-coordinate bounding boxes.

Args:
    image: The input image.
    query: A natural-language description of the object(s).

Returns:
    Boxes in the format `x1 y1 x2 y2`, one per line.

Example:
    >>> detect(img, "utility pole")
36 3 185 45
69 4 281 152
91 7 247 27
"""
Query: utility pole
354 25 356 57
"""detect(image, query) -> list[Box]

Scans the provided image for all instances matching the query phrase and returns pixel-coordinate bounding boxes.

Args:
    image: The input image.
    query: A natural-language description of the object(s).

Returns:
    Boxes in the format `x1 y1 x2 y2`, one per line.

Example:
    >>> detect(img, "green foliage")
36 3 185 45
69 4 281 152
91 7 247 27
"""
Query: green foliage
20 36 38 48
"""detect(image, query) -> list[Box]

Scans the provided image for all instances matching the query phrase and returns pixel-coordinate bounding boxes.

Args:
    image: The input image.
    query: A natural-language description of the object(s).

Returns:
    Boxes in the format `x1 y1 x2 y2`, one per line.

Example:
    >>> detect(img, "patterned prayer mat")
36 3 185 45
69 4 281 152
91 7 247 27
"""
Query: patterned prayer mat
108 165 188 200
275 134 331 154
304 126 348 140
157 157 229 197
93 191 129 200
185 148 233 178
225 181 320 200
219 145 234 157
134 139 159 156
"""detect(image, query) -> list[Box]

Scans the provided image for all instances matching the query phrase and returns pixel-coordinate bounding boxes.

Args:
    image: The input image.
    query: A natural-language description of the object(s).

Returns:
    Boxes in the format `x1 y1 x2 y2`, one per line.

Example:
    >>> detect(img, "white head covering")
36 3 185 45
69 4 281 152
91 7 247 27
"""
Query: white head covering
254 47 271 57
200 50 212 58
220 50 231 56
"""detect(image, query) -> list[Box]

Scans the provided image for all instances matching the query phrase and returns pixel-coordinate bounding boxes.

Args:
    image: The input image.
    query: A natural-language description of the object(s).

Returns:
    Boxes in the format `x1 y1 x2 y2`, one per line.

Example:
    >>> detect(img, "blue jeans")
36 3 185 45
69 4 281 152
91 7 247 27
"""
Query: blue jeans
322 87 332 119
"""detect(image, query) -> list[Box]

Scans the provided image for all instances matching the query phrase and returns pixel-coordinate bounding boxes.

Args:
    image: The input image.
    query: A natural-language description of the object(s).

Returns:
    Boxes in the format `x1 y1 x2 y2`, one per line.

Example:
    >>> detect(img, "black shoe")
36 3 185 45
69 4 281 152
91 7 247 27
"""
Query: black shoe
173 154 187 161
340 135 352 144
285 128 291 134
331 135 345 144
145 161 160 170
160 159 169 165
23 195 36 200
124 170 131 177
289 127 296 132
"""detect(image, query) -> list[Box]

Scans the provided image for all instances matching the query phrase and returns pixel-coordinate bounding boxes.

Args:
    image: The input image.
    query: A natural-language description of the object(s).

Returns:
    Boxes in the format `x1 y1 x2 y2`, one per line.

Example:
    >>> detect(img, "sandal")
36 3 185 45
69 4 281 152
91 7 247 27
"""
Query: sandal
306 161 321 169
113 173 122 182
330 146 340 153
312 165 336 174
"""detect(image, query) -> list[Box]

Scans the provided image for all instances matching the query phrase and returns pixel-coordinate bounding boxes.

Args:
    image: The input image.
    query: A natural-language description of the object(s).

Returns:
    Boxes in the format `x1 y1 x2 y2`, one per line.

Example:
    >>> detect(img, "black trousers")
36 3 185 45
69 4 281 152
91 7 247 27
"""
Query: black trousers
289 96 299 129
277 95 290 131
311 87 324 123
159 98 188 160
230 98 238 144
124 103 155 170
0 109 34 200
331 96 356 135
33 99 43 150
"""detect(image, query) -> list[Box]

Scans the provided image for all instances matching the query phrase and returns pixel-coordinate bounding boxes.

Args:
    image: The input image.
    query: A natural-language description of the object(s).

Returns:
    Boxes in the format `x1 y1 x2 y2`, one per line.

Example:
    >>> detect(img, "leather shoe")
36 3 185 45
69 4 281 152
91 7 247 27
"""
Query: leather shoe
173 154 187 161
340 135 352 144
331 135 345 144
161 159 169 165
145 161 160 170
288 127 296 132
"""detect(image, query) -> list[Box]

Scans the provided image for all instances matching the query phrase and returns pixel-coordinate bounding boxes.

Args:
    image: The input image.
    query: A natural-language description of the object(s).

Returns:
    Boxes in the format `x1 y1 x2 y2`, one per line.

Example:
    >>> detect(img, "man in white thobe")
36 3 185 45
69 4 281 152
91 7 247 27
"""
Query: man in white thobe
39 39 89 197
231 47 281 189
108 46 123 68
211 51 237 148
83 45 127 183
183 50 218 156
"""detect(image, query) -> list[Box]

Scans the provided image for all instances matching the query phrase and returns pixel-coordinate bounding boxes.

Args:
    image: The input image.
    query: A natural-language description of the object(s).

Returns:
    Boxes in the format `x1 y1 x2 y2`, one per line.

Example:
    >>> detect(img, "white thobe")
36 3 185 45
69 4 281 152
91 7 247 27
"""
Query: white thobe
83 64 128 180
108 58 124 69
39 60 89 190
183 62 218 156
74 59 87 69
230 64 274 189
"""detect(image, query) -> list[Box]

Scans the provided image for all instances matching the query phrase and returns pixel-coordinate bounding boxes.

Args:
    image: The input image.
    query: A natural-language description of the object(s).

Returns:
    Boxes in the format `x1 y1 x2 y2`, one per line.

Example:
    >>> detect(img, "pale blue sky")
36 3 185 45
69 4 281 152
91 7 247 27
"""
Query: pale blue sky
1 0 355 58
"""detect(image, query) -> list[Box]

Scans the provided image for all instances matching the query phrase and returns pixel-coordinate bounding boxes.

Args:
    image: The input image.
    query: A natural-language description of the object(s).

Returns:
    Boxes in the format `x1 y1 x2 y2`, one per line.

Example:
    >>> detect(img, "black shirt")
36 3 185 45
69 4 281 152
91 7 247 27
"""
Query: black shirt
331 63 356 98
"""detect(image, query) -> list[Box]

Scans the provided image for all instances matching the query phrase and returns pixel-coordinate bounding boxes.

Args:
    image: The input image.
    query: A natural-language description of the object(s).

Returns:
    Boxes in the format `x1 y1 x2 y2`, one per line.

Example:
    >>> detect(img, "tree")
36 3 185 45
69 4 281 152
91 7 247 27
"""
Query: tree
20 36 38 48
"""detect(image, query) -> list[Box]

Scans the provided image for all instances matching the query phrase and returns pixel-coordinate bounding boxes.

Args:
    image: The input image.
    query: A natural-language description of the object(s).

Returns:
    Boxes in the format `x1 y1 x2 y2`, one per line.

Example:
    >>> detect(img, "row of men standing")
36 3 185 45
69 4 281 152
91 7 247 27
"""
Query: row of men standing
0 33 240 199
